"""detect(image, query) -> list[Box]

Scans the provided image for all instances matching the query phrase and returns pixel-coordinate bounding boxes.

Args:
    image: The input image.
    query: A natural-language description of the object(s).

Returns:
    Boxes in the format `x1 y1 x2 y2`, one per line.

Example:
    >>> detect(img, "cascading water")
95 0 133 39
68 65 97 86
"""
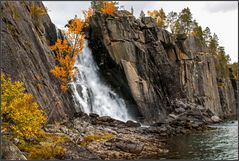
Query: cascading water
70 41 133 122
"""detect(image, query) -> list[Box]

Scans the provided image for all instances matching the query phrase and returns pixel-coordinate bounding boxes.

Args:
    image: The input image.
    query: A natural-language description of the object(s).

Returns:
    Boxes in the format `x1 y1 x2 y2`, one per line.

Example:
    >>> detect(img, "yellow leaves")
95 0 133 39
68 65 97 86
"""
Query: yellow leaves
147 10 159 18
147 9 167 28
30 4 47 25
1 73 47 140
101 2 116 15
30 4 47 17
80 132 114 147
18 134 69 160
67 18 84 35
50 11 93 92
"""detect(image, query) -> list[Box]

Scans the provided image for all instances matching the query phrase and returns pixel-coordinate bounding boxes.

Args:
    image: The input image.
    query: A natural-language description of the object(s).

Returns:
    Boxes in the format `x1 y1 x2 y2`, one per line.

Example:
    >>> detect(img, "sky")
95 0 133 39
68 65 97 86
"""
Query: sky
43 1 238 63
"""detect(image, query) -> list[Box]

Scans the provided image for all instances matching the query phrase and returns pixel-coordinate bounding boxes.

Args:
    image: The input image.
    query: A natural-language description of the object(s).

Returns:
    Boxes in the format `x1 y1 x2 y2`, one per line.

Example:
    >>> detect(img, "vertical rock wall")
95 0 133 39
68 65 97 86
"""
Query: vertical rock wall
1 1 75 122
88 11 237 123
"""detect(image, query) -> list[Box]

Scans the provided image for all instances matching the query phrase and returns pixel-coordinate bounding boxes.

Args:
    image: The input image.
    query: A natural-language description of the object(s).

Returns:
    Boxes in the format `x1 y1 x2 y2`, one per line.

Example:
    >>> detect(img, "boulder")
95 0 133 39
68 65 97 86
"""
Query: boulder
169 113 178 119
175 107 186 113
112 139 144 154
1 139 27 160
126 120 141 127
211 115 221 123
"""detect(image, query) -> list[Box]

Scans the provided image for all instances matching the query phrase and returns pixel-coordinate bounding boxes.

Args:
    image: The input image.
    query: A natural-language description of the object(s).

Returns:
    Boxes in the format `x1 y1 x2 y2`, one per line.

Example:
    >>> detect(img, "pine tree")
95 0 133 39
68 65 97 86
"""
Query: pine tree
203 27 212 46
209 33 219 54
91 0 104 12
191 20 204 42
178 7 193 34
131 6 134 15
140 10 145 19
166 11 178 33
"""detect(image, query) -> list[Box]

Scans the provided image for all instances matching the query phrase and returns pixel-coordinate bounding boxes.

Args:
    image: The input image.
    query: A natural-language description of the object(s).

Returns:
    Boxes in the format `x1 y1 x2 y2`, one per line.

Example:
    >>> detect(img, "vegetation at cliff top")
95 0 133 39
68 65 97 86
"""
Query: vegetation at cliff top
91 1 118 13
147 7 236 78
101 2 117 15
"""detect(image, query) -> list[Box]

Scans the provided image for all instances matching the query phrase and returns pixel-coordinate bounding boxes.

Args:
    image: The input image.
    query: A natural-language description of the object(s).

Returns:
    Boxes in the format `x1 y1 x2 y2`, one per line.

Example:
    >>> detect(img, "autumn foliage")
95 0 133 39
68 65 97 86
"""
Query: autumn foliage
147 9 167 28
30 4 47 25
51 9 92 92
1 73 47 140
101 2 116 15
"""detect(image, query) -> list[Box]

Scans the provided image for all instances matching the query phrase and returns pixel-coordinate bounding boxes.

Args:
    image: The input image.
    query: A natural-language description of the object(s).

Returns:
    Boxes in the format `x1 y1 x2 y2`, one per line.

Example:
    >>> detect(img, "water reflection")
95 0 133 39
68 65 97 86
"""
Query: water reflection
159 120 238 160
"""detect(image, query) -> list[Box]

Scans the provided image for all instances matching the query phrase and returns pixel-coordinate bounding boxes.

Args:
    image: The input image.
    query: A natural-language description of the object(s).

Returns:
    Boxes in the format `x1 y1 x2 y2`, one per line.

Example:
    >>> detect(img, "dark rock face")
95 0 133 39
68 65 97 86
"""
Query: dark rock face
1 1 75 122
88 11 237 123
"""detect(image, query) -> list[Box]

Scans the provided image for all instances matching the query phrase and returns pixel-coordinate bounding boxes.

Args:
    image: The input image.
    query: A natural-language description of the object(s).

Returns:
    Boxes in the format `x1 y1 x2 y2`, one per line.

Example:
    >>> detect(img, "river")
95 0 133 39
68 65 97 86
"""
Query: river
158 120 238 160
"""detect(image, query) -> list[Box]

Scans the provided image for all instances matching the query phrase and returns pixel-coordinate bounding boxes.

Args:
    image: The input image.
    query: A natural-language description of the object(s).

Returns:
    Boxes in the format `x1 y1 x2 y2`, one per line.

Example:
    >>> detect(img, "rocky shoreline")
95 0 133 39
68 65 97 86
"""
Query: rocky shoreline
41 101 221 160
2 99 225 160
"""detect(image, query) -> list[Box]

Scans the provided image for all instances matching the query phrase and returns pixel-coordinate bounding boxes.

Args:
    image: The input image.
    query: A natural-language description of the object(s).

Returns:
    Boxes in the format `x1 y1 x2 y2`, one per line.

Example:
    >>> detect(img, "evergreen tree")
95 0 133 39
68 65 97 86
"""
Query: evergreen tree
166 11 178 33
91 0 104 11
209 33 219 54
131 6 134 15
191 20 204 42
203 27 212 46
140 10 145 19
178 7 193 34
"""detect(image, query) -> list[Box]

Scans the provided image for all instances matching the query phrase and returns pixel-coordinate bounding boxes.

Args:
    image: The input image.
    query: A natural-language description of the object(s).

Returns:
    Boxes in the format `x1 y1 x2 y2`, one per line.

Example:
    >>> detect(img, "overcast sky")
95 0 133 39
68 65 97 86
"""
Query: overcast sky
43 1 238 63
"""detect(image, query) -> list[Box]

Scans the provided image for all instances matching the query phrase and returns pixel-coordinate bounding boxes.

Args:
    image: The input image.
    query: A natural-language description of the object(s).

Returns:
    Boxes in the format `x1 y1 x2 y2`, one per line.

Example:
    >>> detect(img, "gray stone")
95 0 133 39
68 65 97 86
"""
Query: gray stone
2 139 27 160
175 107 186 113
211 115 221 123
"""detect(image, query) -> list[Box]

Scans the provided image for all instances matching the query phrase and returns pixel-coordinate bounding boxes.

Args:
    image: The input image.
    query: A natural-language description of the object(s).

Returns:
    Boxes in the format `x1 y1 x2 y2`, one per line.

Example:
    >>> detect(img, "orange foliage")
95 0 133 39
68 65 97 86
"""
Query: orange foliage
101 2 116 15
51 16 88 92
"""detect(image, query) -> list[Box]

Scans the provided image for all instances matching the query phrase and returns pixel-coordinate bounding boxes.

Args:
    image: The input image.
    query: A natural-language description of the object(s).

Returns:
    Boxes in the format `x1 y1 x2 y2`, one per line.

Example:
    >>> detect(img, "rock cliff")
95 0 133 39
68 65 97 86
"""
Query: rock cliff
1 1 75 122
1 1 236 124
88 11 237 124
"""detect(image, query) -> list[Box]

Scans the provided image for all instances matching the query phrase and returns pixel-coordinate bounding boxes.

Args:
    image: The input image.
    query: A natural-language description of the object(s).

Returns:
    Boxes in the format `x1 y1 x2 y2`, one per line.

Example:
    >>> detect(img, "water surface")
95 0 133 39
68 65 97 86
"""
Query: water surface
160 120 238 160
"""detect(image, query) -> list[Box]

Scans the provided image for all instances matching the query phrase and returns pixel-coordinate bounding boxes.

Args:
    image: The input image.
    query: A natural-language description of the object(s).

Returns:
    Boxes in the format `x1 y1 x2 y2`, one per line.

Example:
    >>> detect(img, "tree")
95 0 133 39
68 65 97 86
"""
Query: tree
209 33 219 54
203 27 212 46
139 10 145 19
178 7 193 34
101 2 116 15
51 11 92 92
91 0 104 12
166 11 178 33
1 73 47 140
131 6 134 15
174 19 182 34
217 46 231 75
228 63 238 80
191 20 204 42
147 8 167 29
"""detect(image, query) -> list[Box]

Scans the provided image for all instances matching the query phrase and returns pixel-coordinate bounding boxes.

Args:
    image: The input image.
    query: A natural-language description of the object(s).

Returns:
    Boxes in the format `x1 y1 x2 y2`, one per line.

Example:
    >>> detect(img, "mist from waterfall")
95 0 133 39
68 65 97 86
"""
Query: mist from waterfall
70 41 133 122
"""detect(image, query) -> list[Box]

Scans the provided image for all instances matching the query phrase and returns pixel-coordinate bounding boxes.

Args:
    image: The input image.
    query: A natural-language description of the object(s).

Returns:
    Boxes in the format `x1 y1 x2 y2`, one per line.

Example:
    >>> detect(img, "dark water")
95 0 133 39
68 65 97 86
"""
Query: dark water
160 120 238 160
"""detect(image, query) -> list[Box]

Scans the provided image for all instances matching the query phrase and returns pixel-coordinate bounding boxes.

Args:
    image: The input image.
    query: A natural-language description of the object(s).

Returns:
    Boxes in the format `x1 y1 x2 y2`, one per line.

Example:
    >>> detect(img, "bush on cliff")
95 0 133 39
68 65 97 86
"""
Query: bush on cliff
1 72 47 140
30 4 47 26
1 73 69 159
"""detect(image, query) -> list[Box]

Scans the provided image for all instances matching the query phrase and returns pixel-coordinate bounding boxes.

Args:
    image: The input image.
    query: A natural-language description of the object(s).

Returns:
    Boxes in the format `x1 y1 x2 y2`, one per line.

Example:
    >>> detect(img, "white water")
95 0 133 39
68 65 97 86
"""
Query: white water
70 41 133 122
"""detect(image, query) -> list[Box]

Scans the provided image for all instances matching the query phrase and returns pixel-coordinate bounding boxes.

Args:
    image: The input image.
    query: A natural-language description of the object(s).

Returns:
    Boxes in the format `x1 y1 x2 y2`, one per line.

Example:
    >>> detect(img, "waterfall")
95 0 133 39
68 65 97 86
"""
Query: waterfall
70 41 133 122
